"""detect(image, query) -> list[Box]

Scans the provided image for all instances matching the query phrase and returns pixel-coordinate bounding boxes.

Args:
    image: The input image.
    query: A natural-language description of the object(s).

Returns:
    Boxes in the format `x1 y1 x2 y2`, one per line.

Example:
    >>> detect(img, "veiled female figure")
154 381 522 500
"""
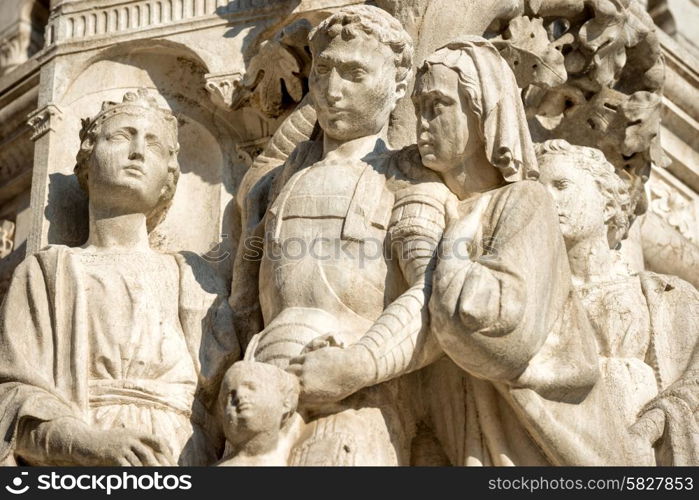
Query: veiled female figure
536 140 699 466
416 38 648 465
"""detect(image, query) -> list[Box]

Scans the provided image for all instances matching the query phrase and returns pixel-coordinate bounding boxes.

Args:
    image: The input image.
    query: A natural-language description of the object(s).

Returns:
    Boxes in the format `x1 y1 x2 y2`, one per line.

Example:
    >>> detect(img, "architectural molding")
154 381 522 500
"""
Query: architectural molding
26 103 63 141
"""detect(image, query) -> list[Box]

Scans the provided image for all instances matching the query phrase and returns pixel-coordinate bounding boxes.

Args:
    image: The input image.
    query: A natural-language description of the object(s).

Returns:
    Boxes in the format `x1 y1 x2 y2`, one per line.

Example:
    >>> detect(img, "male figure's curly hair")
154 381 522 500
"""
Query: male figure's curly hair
535 139 632 249
74 89 180 233
309 5 413 86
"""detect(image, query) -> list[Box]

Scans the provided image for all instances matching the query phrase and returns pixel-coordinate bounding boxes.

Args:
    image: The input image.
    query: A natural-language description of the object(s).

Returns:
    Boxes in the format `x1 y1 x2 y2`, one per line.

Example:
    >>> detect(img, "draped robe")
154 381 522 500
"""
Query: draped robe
427 180 652 465
0 246 239 465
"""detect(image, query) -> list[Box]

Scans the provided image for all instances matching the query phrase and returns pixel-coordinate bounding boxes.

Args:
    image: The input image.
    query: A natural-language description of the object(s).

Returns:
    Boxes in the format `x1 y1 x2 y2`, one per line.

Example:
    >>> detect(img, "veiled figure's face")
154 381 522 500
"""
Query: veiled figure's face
413 64 480 172
538 156 609 245
310 32 402 142
88 111 172 214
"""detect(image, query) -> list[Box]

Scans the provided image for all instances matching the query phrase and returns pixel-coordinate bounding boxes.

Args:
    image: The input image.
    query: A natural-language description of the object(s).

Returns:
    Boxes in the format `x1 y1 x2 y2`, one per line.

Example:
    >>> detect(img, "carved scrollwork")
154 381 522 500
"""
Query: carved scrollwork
649 182 698 243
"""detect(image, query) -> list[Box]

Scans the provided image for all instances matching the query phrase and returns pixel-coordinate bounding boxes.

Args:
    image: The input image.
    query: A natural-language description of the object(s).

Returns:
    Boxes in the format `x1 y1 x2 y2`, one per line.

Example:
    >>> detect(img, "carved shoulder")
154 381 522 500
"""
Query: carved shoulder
387 146 451 252
268 139 321 202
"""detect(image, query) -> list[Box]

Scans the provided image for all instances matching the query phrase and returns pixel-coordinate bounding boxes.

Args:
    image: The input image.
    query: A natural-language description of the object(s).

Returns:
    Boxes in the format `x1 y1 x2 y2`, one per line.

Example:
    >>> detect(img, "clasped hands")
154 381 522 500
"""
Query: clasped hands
285 334 377 405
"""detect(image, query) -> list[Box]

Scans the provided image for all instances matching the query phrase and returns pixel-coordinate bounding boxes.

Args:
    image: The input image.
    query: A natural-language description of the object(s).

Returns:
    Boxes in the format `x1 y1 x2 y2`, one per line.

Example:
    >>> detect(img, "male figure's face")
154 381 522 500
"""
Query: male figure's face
88 111 172 214
413 64 478 173
538 156 609 246
309 31 404 142
221 364 289 445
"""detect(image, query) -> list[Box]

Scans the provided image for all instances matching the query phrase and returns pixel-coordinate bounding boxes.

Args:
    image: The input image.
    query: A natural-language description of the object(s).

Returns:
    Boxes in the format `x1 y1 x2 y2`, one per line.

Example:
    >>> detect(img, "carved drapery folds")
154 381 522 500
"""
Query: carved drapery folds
2 0 697 468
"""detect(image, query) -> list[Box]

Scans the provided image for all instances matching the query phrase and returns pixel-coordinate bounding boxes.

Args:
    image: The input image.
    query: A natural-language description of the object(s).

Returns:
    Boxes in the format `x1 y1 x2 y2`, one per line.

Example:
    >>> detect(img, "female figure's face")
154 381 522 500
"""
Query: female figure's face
412 64 480 173
538 156 610 245
88 111 172 215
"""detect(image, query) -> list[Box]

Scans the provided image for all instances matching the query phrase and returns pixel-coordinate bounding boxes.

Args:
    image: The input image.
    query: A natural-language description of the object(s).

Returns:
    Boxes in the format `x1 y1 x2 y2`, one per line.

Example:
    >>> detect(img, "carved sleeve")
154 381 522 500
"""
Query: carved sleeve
429 181 598 391
0 253 78 464
356 181 450 385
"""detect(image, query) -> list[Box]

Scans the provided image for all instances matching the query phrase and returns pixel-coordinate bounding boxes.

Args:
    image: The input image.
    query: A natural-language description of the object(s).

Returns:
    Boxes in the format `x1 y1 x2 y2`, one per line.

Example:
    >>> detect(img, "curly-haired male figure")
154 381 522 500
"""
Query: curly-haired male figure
238 6 450 465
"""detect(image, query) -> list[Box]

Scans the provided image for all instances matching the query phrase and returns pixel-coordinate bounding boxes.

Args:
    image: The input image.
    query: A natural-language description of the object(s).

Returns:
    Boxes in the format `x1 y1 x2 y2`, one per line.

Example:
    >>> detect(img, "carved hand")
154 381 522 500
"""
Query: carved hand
43 418 177 466
286 345 375 405
629 407 666 446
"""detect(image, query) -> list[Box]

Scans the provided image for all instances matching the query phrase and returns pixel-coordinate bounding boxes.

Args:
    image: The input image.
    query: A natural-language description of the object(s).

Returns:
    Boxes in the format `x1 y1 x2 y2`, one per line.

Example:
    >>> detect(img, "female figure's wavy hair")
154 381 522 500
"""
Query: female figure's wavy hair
74 89 180 233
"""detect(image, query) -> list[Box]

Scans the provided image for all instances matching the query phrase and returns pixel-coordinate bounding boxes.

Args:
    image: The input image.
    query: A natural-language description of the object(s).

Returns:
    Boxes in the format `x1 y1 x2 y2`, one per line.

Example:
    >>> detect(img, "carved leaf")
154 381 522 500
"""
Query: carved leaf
231 39 304 118
619 90 661 157
493 16 570 88
577 0 643 88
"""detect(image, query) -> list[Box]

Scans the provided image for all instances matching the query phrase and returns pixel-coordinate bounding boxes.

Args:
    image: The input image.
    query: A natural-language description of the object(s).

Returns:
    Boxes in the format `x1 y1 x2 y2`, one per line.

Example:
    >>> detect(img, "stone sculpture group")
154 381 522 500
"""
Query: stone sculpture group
0 4 696 466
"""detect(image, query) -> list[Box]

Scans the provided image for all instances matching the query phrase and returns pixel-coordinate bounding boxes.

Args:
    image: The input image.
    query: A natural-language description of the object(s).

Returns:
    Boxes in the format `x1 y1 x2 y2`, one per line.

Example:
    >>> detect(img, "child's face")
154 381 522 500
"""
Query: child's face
222 365 287 440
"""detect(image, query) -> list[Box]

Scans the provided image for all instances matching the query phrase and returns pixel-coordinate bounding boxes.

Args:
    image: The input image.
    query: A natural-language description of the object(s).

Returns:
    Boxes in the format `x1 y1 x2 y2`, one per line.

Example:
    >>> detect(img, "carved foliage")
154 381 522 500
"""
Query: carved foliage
0 220 15 259
494 0 667 219
650 183 698 243
492 16 571 88
230 19 312 119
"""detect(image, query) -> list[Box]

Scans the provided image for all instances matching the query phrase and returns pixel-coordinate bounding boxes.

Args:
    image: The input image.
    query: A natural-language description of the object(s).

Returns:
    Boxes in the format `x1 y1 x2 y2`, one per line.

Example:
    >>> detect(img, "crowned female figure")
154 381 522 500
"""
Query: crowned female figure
0 90 239 466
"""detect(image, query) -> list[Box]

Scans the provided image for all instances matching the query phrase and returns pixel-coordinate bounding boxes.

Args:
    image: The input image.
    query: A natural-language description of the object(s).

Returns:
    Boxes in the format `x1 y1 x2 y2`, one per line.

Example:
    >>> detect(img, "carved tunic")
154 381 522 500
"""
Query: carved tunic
0 246 239 466
245 141 449 465
253 142 448 372
258 154 394 363
577 275 657 426
78 252 205 463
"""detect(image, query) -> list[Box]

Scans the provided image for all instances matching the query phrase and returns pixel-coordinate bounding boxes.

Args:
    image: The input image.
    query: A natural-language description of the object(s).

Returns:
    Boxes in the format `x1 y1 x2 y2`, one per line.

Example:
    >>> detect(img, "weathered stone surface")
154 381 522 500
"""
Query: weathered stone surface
0 90 239 466
0 0 696 467
536 140 699 465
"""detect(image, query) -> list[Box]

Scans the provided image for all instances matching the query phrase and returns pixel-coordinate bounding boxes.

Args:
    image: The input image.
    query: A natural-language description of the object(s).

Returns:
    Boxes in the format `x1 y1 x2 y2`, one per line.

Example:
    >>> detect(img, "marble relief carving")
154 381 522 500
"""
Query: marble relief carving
0 220 15 259
536 140 699 465
0 90 239 466
0 2 697 467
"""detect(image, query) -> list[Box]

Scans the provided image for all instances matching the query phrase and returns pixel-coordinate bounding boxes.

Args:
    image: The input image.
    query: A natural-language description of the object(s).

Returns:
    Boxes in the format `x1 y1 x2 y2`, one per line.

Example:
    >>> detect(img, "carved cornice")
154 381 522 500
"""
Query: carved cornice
48 0 297 46
27 103 63 141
